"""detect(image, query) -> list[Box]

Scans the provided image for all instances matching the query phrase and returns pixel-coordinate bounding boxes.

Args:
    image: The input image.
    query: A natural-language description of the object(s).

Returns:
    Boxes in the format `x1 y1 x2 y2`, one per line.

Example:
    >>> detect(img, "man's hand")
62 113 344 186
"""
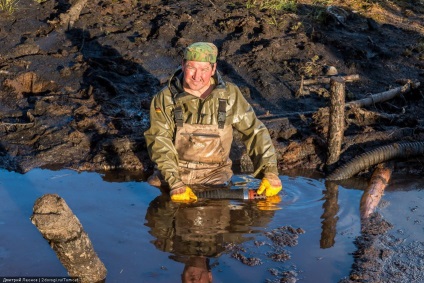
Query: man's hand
170 186 198 202
257 173 282 197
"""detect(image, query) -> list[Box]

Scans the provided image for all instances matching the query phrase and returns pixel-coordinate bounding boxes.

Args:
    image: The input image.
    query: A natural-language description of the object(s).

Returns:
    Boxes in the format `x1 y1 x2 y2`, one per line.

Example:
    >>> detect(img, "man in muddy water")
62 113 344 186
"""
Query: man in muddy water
144 42 282 202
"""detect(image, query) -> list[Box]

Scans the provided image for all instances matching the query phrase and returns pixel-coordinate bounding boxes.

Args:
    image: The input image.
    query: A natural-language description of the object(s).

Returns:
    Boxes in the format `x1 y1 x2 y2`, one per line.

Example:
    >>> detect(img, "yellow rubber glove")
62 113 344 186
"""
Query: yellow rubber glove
170 186 198 202
257 173 282 197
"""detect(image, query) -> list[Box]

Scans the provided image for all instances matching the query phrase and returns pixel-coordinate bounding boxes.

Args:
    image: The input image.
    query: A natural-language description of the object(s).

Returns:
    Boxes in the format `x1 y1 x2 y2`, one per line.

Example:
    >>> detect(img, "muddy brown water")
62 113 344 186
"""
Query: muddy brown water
0 169 423 282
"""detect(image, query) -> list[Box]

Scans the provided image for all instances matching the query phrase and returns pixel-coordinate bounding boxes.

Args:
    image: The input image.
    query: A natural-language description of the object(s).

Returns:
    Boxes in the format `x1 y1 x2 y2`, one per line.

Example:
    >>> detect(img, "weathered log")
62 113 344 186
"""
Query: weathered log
301 74 360 86
31 194 107 283
360 164 392 219
346 81 420 108
326 77 345 167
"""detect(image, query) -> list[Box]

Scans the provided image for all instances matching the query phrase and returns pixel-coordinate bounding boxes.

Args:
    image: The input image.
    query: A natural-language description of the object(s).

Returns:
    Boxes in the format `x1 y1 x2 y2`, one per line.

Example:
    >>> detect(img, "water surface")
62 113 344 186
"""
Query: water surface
1 168 420 282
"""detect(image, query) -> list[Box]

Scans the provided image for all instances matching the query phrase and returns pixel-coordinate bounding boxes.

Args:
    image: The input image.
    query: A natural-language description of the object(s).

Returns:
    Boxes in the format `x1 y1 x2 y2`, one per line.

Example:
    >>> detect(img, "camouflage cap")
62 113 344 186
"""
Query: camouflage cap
184 42 218 63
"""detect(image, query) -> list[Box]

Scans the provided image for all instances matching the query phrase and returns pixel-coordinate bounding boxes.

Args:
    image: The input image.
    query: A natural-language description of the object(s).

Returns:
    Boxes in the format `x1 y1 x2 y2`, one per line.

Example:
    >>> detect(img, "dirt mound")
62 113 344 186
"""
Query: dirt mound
0 0 423 174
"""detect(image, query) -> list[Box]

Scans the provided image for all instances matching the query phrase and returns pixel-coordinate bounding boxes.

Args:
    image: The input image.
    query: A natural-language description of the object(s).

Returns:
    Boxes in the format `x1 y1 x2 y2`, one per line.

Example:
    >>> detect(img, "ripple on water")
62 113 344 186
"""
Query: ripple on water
281 176 325 209
231 175 328 219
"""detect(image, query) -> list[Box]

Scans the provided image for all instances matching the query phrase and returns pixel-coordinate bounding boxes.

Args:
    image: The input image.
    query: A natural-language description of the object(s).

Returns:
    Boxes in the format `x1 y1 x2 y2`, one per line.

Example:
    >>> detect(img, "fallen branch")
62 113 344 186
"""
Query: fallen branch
346 81 420 108
301 74 360 86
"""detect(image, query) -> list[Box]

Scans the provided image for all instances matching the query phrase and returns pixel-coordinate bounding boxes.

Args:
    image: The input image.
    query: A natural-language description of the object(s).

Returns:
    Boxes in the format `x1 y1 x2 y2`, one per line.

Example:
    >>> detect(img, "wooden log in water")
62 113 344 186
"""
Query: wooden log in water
31 194 107 283
360 164 392 219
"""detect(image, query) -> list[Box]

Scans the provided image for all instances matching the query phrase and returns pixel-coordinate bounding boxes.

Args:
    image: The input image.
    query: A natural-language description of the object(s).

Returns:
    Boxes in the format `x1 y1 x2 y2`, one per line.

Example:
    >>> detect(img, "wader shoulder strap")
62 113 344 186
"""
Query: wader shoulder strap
218 98 226 129
174 105 183 128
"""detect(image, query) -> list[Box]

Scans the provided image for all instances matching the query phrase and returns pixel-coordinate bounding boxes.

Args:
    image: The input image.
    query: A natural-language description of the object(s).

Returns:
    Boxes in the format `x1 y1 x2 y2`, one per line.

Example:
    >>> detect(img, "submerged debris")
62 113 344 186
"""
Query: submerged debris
231 252 263 266
265 226 305 247
225 225 304 283
266 269 298 283
268 250 291 262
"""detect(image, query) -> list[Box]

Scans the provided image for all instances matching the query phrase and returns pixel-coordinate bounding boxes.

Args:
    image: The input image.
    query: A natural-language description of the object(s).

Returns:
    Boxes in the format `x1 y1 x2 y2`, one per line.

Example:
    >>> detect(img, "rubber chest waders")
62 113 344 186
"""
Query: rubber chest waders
174 98 233 186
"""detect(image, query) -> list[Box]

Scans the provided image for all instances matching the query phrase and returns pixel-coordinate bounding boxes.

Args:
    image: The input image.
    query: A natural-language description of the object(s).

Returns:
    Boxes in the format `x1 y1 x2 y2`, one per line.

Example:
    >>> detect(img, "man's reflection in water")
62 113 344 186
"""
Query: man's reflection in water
145 191 279 282
181 256 212 283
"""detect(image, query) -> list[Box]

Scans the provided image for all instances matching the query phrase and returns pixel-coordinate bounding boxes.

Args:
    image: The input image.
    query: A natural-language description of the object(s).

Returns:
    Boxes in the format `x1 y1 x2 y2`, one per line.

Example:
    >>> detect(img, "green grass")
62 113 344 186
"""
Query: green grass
246 0 298 12
311 0 333 5
0 0 19 13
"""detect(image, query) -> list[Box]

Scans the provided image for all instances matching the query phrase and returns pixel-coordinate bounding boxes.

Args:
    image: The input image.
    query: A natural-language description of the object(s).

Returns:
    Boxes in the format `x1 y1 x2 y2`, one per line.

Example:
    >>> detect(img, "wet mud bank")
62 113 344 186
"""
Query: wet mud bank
1 0 424 281
340 211 424 283
0 0 423 177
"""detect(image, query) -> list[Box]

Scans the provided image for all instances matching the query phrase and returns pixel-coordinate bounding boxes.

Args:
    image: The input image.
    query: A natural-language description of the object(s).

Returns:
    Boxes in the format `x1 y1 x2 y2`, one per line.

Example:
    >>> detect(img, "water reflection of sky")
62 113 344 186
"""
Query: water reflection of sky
0 168 421 282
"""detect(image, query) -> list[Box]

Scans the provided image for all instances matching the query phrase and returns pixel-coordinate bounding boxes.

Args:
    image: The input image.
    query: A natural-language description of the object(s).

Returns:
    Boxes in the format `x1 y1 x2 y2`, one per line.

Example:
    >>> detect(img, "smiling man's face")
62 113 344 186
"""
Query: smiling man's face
182 60 216 97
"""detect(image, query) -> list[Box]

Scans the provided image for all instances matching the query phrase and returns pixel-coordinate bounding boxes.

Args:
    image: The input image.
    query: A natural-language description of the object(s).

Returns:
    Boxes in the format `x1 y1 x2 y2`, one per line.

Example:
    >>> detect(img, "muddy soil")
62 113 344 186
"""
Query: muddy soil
1 0 424 281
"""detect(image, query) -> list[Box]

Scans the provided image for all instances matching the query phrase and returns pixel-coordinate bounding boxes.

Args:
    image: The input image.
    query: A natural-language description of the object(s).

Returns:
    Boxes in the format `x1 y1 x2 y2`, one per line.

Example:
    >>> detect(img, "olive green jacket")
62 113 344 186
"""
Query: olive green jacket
144 68 278 189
